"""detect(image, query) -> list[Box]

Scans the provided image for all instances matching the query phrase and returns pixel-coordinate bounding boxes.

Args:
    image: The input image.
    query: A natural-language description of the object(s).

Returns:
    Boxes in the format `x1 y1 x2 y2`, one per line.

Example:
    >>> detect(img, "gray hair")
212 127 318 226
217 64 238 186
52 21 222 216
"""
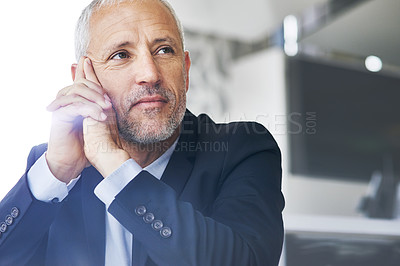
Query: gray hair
74 0 185 61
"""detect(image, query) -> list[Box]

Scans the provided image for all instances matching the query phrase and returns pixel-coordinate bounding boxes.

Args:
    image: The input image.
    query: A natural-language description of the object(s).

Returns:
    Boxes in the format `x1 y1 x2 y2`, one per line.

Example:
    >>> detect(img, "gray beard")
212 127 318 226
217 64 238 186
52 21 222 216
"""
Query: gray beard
116 85 186 145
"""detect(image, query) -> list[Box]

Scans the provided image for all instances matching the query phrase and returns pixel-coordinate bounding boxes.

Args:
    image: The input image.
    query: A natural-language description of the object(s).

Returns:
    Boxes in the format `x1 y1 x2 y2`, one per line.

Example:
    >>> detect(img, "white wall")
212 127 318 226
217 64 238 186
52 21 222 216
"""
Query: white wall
0 1 91 199
169 0 277 40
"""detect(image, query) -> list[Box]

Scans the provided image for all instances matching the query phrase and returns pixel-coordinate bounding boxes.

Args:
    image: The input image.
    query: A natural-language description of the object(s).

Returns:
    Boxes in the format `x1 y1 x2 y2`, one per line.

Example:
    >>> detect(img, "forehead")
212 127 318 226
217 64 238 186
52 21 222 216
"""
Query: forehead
88 1 180 51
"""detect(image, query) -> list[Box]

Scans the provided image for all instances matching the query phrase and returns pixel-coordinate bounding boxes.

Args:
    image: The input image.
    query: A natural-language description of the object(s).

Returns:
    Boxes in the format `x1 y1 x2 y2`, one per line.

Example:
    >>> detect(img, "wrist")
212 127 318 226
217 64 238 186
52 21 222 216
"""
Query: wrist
45 153 83 183
92 150 130 177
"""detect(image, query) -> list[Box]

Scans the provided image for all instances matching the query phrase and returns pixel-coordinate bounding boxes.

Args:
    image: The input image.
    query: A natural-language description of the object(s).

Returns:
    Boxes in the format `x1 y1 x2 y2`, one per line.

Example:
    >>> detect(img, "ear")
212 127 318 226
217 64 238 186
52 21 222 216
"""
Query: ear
184 51 191 93
71 64 78 81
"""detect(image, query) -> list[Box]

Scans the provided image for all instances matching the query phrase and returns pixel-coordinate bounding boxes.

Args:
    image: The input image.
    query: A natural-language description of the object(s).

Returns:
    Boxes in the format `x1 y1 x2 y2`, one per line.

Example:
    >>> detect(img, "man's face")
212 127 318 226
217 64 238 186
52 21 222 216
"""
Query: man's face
87 0 190 144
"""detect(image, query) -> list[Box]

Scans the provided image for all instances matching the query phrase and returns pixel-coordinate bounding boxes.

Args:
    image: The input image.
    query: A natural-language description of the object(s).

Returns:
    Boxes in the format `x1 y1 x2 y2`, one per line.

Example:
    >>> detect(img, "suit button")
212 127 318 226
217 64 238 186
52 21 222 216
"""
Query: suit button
143 213 155 224
160 227 172 238
11 207 19 218
5 215 13 226
51 198 60 204
135 206 147 216
0 222 7 233
152 220 163 231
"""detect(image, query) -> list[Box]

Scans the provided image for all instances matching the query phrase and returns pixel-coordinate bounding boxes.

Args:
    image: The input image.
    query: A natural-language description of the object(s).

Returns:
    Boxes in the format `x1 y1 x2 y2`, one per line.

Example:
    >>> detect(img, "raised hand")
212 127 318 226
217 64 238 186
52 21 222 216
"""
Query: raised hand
46 57 112 183
81 59 130 178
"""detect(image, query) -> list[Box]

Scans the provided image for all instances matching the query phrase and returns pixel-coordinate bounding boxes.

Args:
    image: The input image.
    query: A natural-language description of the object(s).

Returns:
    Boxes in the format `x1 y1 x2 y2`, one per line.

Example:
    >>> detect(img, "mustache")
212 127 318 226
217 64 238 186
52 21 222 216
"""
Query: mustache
125 84 174 112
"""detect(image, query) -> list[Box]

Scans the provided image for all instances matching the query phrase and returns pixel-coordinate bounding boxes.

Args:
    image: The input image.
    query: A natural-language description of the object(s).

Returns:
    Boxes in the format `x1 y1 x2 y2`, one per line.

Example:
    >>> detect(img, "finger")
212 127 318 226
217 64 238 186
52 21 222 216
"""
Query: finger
48 94 103 113
53 81 110 107
58 82 106 103
83 58 113 111
84 58 101 86
66 79 104 96
74 57 86 81
105 107 122 148
47 92 108 112
52 101 107 123
48 85 111 111
55 85 74 99
83 116 109 136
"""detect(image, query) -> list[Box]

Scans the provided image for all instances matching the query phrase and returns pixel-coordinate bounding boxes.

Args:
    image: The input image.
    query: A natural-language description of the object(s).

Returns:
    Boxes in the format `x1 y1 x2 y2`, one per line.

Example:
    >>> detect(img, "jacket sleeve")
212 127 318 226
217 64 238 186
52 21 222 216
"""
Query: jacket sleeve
108 123 285 266
0 144 61 265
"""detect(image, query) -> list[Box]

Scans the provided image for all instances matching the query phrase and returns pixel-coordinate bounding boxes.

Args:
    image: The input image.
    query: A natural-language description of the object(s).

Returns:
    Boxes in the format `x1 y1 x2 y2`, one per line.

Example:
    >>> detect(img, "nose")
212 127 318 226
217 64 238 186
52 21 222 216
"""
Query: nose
134 52 161 85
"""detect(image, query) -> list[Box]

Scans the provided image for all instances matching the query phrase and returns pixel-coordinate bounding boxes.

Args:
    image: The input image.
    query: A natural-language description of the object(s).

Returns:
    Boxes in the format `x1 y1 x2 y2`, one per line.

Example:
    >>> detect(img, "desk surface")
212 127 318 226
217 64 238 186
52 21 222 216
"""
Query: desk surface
284 214 400 237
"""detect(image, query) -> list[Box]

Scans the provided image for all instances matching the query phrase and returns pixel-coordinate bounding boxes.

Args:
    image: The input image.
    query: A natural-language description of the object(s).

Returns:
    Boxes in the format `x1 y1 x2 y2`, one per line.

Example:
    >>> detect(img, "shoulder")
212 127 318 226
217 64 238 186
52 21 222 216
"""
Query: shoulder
194 113 280 154
26 143 48 171
180 111 281 172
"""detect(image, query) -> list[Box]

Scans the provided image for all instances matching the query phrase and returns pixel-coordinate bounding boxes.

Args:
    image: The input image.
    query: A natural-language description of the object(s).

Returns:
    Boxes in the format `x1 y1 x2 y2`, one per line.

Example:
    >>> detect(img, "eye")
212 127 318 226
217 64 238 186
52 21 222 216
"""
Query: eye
157 46 175 55
110 51 130 60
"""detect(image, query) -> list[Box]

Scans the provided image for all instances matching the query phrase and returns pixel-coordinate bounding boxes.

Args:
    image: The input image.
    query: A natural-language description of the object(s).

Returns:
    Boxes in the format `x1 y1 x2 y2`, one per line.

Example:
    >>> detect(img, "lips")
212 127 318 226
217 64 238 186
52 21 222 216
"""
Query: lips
130 95 168 110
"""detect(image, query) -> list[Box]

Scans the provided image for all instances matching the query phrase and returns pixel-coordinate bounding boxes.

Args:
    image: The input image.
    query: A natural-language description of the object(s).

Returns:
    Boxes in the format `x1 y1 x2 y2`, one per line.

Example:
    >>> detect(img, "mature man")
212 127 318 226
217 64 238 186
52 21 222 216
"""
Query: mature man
0 0 284 265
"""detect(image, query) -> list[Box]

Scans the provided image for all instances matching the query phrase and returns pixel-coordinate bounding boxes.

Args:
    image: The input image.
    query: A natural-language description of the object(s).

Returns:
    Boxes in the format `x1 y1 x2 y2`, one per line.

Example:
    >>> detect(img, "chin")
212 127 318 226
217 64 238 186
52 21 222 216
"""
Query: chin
141 107 164 117
118 115 177 145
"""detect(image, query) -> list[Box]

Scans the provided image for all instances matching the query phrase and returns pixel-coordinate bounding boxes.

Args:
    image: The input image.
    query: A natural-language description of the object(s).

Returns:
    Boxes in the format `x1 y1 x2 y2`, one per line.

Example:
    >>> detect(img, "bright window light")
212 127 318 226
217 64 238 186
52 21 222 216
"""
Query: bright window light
284 15 298 43
0 0 83 201
365 55 383 72
283 15 298 56
284 43 299 57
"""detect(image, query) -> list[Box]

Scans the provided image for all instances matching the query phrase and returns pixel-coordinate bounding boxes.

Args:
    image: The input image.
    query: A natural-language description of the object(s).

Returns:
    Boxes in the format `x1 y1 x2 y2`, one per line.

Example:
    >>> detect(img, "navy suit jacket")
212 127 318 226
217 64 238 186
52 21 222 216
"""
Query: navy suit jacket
0 111 284 266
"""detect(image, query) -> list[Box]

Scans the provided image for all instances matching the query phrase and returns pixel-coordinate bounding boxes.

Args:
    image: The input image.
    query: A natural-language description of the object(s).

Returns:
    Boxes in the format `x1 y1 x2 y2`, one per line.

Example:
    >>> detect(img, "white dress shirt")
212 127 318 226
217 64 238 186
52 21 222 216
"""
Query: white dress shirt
27 139 178 266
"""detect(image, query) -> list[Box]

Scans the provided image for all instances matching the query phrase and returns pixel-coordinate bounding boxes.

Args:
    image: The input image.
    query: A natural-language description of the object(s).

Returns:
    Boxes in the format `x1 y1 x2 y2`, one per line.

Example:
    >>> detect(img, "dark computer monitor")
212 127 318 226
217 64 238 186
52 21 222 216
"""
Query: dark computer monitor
286 55 400 182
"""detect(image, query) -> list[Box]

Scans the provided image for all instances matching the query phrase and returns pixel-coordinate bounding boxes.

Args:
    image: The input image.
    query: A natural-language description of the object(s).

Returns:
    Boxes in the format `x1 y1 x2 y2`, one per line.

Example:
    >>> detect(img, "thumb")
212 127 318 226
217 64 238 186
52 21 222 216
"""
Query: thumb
74 57 86 81
84 58 102 86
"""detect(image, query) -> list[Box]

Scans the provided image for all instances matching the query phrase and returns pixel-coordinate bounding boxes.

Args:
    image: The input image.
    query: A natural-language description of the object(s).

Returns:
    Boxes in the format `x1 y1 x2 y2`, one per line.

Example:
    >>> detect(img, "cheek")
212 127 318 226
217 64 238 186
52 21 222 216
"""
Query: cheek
97 71 127 98
161 64 186 89
171 81 187 107
94 64 128 91
96 75 129 114
173 73 187 100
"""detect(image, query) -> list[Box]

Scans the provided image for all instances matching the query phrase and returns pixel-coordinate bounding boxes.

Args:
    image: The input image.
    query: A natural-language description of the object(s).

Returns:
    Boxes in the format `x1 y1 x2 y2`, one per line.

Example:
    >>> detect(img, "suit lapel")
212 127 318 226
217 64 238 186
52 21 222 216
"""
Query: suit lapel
81 167 106 266
161 110 197 196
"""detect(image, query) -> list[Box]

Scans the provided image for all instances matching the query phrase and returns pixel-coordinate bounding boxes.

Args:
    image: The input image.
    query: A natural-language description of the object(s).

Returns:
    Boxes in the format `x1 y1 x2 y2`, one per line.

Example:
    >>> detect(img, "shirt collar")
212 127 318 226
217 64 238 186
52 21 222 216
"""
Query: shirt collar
143 137 179 180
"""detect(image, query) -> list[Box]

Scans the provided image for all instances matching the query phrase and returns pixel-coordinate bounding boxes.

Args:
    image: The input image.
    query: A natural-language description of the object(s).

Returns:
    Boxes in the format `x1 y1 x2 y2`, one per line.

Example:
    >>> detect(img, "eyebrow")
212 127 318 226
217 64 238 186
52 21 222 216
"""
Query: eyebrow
105 37 177 52
100 37 179 59
104 41 131 54
153 37 177 47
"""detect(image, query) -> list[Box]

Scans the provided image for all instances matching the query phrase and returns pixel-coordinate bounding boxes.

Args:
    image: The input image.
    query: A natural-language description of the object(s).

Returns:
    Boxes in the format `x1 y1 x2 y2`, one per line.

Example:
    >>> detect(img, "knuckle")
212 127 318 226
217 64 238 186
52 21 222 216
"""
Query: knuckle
74 77 85 83
57 86 70 97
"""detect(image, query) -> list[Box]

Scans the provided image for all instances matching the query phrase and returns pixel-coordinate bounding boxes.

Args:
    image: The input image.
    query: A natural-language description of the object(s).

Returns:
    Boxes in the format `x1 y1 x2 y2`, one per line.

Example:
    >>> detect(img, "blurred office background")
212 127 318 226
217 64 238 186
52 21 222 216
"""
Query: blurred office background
1 0 400 265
